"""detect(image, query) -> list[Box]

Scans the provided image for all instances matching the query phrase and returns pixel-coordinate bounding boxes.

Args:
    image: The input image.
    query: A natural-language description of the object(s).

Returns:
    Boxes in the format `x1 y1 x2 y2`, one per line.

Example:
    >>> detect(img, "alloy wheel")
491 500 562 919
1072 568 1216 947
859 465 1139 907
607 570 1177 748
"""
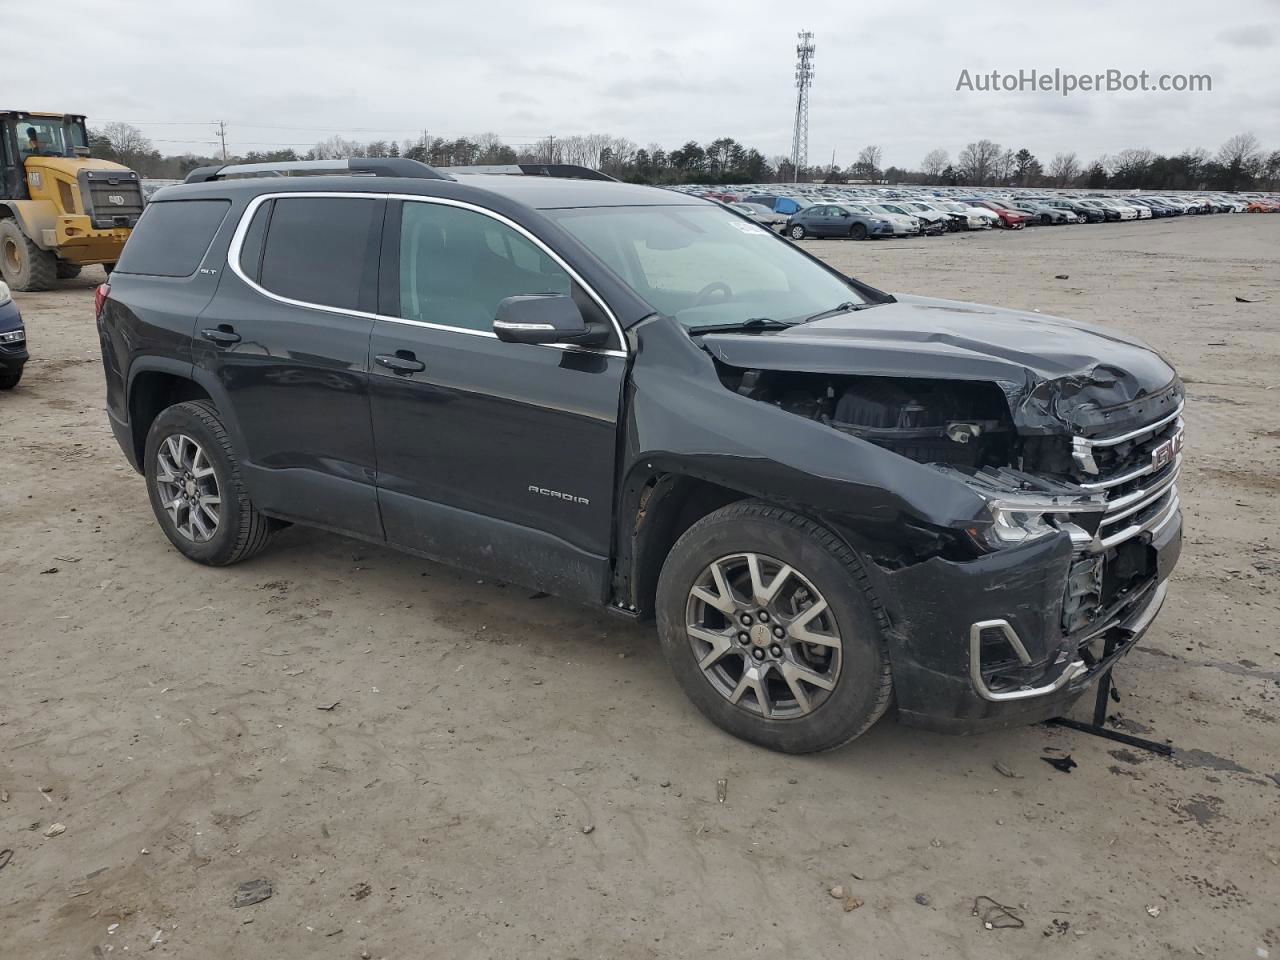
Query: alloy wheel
154 433 221 542
685 552 842 719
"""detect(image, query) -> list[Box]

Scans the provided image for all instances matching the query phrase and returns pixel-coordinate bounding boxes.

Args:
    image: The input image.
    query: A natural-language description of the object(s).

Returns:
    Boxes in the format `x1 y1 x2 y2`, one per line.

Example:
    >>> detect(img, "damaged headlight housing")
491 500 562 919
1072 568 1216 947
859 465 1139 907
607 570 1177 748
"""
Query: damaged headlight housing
971 496 1106 550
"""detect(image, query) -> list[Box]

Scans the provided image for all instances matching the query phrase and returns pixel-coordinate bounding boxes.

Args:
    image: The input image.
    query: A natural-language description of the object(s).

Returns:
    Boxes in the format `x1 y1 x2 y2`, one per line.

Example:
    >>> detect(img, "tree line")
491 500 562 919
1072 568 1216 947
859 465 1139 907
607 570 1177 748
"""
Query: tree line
88 122 1280 192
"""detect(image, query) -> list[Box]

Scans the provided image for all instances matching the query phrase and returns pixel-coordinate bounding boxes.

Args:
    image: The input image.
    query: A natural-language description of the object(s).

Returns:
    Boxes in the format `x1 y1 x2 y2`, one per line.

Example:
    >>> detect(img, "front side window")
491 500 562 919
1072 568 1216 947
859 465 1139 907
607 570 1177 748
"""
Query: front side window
258 197 382 312
399 201 571 331
549 205 867 329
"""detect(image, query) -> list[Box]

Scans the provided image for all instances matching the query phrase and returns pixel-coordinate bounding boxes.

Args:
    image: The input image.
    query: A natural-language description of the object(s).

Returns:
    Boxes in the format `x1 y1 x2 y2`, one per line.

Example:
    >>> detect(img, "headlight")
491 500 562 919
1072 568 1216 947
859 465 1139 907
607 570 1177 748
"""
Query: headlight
0 280 11 306
0 327 25 344
970 496 1105 550
874 219 890 226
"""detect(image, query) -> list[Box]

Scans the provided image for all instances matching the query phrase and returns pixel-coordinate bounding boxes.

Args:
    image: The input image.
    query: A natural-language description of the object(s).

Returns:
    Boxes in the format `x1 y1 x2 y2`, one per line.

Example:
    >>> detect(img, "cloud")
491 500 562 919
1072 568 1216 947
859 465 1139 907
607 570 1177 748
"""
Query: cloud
1217 25 1274 47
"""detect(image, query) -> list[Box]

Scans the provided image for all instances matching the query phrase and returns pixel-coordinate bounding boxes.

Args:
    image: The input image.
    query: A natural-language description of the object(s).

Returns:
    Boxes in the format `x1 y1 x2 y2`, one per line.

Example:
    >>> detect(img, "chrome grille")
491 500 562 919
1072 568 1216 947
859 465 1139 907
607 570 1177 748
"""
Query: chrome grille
1073 402 1183 550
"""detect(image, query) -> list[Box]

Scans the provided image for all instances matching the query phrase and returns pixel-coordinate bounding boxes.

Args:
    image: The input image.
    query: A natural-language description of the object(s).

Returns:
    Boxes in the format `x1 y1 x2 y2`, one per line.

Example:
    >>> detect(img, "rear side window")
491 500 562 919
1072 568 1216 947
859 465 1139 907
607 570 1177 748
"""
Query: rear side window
258 197 382 312
115 200 231 277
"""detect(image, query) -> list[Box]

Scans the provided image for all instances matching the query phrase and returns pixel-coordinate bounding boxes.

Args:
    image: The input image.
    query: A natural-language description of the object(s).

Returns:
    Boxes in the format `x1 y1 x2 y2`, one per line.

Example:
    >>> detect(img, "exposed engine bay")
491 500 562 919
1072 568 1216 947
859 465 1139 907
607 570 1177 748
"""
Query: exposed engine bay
721 366 1021 472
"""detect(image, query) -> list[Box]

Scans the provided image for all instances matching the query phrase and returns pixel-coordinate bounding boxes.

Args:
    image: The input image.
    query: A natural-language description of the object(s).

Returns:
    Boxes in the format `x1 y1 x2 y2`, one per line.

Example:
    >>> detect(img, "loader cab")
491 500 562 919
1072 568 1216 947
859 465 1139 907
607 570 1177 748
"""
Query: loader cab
0 112 90 200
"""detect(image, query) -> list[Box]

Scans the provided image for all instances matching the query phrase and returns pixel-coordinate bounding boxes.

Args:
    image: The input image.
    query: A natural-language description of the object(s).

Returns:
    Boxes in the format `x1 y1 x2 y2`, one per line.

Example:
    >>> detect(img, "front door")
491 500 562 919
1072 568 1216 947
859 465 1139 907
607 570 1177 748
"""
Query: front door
368 198 627 602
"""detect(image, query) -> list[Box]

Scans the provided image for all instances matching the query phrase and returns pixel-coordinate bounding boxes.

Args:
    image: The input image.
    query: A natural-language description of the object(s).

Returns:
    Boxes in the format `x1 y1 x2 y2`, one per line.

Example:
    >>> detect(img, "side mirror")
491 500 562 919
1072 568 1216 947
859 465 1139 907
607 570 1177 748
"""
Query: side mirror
493 293 604 346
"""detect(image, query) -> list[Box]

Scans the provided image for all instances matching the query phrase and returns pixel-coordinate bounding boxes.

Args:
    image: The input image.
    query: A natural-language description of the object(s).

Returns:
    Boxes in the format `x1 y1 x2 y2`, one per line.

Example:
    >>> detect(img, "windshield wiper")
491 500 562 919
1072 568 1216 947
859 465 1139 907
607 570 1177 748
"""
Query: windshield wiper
800 300 877 323
687 317 798 335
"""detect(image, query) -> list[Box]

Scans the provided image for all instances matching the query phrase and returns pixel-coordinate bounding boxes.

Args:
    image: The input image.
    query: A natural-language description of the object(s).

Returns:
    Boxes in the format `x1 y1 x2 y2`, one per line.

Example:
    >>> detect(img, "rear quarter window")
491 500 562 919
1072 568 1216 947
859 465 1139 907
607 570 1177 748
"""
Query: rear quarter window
115 200 231 277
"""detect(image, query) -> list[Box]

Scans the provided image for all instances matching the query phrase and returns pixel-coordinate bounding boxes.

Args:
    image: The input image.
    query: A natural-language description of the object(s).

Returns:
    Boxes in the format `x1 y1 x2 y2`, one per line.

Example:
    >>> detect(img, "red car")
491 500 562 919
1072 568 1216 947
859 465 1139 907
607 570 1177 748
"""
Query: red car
960 199 1030 229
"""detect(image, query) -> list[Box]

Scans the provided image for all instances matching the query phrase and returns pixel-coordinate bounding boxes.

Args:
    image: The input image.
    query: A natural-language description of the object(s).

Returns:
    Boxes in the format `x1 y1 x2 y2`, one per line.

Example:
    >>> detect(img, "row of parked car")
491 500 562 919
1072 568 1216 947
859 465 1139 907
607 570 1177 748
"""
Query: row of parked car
678 184 1280 241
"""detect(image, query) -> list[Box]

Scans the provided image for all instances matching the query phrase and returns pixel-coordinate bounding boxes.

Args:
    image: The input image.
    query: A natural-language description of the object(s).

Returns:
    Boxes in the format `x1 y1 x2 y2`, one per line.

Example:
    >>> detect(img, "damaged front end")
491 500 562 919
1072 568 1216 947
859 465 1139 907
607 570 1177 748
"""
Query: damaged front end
693 299 1184 729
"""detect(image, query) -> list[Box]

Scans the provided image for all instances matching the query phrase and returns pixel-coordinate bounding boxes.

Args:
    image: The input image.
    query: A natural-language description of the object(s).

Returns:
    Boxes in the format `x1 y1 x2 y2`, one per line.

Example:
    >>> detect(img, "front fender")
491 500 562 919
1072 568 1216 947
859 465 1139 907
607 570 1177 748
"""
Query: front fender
621 316 990 531
2 200 59 249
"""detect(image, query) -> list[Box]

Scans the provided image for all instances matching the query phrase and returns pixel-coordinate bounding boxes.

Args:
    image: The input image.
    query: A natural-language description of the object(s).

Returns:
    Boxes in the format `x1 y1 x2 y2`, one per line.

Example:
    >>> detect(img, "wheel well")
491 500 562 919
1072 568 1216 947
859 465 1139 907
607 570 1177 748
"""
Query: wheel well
129 372 211 466
615 474 749 618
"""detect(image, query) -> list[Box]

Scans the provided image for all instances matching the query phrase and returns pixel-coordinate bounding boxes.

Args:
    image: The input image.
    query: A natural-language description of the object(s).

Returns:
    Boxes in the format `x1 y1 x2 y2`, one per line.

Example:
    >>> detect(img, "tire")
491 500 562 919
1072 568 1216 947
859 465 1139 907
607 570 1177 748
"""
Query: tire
788 224 806 240
0 218 57 291
144 399 274 566
1040 214 1052 226
849 223 868 241
656 501 893 753
55 261 83 279
0 369 22 390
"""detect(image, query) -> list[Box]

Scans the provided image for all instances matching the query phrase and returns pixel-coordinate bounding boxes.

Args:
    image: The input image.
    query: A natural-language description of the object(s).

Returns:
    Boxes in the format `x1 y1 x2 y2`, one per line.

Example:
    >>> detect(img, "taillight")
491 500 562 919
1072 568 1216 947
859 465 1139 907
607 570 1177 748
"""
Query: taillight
95 282 110 319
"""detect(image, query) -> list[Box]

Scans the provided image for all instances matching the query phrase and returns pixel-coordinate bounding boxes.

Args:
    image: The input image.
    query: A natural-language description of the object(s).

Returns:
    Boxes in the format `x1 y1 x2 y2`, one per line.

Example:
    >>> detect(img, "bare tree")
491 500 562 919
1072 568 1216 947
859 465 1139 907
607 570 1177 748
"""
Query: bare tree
957 139 1002 185
1048 152 1080 187
97 121 154 168
994 149 1016 183
1216 132 1263 189
308 135 364 160
920 148 949 182
1109 148 1155 186
852 145 883 179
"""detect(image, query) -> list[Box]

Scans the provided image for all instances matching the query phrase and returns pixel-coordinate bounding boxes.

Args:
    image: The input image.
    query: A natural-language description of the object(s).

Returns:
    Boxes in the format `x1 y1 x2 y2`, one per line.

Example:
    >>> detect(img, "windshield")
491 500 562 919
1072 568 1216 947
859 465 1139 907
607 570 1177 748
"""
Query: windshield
12 117 86 157
548 204 869 328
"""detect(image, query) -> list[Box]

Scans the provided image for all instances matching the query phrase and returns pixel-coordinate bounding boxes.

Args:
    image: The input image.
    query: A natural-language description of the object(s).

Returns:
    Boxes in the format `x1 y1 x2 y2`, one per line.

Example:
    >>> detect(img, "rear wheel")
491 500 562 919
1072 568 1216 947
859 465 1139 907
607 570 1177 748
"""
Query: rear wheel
55 261 83 280
788 224 806 240
849 222 868 241
656 501 893 753
0 218 56 291
144 400 274 566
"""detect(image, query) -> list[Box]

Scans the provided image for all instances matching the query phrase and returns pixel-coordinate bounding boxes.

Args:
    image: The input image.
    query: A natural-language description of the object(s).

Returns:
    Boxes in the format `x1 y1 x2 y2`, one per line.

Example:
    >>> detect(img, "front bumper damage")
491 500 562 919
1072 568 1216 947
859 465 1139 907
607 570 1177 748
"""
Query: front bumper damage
862 505 1180 733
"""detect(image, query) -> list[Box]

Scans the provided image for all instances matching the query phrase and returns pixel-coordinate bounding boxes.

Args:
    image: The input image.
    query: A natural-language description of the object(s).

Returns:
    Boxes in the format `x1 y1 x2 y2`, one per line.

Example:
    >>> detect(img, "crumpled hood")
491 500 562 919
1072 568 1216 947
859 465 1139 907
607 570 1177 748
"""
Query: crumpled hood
698 294 1180 435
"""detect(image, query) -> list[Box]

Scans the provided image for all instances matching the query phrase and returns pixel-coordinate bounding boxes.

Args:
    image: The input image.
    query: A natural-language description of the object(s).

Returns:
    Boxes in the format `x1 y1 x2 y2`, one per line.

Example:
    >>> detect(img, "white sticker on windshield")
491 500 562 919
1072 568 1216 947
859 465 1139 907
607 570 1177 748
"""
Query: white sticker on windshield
728 221 769 235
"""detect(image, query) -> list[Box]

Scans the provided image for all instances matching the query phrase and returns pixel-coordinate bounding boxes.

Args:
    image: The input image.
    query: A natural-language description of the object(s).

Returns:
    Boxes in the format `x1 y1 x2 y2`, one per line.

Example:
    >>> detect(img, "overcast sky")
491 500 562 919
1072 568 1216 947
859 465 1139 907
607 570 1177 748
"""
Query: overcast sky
8 0 1279 167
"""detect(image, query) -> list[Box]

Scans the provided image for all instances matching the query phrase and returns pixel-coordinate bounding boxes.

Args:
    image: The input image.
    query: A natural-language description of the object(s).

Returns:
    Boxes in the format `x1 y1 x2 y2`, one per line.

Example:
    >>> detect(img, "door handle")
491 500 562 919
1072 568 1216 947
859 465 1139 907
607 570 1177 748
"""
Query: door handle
375 352 425 374
200 325 241 346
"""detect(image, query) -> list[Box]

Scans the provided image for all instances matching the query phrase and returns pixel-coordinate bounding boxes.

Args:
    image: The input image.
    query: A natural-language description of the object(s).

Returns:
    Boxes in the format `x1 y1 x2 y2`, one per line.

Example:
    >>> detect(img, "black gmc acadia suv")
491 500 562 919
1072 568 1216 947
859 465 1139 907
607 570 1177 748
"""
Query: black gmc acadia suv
97 158 1184 753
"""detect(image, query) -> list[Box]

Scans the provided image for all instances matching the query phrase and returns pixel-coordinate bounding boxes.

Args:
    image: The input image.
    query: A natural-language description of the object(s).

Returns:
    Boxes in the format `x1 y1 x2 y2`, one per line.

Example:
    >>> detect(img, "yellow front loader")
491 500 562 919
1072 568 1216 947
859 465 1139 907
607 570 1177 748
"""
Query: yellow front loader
0 111 143 290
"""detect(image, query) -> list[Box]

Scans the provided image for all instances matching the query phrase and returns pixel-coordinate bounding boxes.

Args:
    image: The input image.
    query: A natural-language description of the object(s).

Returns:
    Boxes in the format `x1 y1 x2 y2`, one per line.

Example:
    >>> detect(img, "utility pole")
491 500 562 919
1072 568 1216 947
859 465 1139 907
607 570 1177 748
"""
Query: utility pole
790 31 815 184
215 120 228 161
546 134 555 163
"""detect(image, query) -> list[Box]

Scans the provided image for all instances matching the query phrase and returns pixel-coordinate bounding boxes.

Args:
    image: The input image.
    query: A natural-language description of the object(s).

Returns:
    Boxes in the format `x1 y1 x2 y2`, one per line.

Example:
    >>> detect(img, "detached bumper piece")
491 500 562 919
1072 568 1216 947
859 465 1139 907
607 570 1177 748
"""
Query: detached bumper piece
969 578 1167 702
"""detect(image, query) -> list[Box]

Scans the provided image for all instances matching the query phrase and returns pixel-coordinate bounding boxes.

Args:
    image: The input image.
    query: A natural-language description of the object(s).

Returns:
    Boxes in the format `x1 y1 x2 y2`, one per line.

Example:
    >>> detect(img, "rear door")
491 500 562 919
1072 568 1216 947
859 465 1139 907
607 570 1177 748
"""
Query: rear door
193 193 385 538
367 198 627 601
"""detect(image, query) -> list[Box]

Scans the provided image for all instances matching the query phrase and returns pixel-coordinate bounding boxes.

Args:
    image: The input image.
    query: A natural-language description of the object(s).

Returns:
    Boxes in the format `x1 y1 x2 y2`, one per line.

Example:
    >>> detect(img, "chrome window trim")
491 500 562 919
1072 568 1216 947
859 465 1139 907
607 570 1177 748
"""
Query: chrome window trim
225 190 628 359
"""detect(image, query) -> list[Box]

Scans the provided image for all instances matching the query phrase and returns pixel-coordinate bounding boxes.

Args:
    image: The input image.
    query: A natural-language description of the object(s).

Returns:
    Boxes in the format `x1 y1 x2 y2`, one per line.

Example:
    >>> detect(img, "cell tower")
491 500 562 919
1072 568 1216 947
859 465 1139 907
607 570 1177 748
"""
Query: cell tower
791 31 815 182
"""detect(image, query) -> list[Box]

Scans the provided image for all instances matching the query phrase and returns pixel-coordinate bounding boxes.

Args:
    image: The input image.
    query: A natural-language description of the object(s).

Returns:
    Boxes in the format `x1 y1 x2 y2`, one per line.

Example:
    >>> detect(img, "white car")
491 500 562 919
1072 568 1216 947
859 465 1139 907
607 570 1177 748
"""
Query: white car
1092 198 1141 220
934 200 999 228
840 202 921 236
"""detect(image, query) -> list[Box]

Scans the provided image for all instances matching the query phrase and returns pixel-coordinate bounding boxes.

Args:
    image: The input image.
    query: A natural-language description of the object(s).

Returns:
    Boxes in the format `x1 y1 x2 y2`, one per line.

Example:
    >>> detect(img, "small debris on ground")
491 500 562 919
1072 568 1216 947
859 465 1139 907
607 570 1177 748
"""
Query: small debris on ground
660 780 671 788
843 896 864 912
1044 919 1071 937
232 878 273 908
973 895 1024 929
915 893 931 906
351 882 372 901
39 567 59 574
1055 274 1070 280
993 761 1020 779
528 591 550 600
149 930 164 950
829 885 845 899
1235 296 1262 303
316 701 340 711
43 822 67 838
1146 903 1162 918
582 824 595 835
716 778 727 803
1042 755 1078 773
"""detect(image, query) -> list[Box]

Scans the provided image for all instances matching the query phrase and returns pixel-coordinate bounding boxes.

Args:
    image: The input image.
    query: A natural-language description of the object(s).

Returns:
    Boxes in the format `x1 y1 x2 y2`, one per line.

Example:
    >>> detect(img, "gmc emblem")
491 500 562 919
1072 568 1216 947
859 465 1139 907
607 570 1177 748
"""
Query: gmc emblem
107 194 126 206
1151 428 1184 471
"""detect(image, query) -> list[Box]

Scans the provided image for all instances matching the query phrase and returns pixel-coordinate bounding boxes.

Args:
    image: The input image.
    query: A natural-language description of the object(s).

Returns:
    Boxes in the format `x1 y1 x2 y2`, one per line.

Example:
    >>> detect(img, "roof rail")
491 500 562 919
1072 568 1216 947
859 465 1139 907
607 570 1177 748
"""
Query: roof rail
446 163 618 182
183 158 453 184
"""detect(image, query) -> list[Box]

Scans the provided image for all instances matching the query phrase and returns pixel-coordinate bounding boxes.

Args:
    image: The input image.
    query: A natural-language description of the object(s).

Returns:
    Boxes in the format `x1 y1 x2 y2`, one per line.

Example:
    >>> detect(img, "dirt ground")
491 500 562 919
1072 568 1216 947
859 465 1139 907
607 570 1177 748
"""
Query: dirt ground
2 215 1279 959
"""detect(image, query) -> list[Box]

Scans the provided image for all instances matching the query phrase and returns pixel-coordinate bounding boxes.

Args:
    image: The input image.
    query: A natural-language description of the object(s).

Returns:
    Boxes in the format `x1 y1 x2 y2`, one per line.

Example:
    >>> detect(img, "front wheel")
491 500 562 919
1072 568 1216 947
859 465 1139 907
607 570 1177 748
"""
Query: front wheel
656 501 893 753
144 400 274 566
788 224 806 240
0 368 22 390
